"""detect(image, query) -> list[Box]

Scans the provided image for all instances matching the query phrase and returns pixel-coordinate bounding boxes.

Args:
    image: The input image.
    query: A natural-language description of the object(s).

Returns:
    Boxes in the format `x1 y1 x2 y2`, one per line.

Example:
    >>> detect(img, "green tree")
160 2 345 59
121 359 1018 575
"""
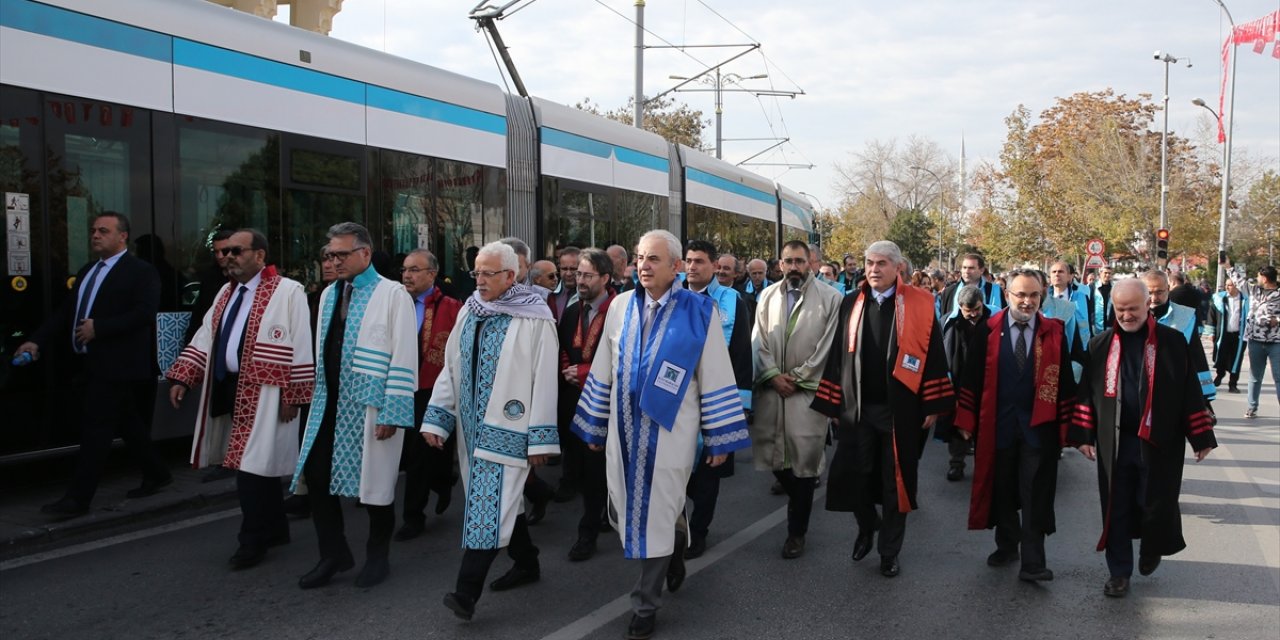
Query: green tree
575 96 707 149
886 208 935 270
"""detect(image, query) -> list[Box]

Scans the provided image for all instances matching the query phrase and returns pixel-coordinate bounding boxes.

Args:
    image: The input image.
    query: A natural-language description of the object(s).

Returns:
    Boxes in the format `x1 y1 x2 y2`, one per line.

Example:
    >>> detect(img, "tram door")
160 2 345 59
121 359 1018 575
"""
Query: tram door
0 87 152 457
280 135 366 288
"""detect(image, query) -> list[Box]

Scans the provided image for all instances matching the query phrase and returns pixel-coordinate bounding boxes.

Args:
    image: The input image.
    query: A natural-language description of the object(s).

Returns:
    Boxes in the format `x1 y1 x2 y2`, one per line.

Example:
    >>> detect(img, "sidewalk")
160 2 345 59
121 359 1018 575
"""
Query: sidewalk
0 451 238 562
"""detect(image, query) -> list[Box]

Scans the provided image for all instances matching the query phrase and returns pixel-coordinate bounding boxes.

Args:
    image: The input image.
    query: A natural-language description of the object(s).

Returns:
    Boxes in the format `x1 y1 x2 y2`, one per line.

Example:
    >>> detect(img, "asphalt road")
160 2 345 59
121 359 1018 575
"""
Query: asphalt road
2 386 1276 640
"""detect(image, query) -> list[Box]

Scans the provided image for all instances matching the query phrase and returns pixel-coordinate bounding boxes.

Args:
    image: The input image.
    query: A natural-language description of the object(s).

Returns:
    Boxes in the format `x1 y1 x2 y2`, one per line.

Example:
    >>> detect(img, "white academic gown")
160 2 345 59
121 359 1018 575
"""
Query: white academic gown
573 288 750 559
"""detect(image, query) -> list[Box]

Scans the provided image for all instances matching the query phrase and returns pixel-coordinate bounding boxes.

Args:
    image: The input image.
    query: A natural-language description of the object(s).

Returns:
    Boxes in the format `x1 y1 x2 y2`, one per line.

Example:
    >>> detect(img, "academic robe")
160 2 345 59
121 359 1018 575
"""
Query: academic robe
572 288 751 558
423 305 561 549
1089 281 1113 335
290 266 418 506
1155 302 1216 402
1068 318 1217 558
750 274 842 477
813 281 955 513
1041 296 1088 383
1208 291 1249 374
168 266 314 477
954 310 1077 532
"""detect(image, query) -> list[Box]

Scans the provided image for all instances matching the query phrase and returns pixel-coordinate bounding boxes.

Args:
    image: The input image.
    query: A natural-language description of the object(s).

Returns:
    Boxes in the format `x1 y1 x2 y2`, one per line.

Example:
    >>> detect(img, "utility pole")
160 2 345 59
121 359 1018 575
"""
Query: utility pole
634 0 645 128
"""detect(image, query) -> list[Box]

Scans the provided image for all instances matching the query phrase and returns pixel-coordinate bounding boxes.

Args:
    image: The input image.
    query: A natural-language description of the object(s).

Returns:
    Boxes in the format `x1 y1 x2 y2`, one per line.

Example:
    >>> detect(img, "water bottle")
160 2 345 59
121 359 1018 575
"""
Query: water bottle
11 352 33 367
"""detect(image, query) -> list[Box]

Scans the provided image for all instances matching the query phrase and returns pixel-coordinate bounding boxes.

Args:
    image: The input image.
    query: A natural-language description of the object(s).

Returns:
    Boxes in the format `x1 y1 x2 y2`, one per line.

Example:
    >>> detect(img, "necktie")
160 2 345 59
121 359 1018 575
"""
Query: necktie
214 285 249 382
73 261 105 352
581 300 592 339
642 300 659 345
418 294 432 366
338 282 352 322
1014 321 1029 372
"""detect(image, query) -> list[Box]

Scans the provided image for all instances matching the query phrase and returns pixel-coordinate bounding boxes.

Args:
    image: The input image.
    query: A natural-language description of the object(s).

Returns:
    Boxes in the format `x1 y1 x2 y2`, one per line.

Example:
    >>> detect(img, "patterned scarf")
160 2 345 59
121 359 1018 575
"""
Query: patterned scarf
1104 315 1158 443
465 282 553 321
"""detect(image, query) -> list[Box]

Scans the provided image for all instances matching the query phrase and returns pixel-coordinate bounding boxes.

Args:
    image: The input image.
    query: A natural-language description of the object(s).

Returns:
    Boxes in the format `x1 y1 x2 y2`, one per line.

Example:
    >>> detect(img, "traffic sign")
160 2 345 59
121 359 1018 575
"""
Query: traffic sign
1085 238 1105 256
1085 255 1107 269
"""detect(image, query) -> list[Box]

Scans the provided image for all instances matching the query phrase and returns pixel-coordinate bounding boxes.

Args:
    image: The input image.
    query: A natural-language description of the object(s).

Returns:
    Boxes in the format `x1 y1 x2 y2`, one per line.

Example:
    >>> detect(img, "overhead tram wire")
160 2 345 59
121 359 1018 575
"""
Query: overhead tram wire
592 0 719 74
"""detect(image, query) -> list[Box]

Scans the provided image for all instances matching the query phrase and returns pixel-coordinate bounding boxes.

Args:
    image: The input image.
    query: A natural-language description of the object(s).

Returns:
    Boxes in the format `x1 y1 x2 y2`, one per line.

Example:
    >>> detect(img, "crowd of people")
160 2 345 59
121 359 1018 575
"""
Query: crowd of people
14 213 1280 640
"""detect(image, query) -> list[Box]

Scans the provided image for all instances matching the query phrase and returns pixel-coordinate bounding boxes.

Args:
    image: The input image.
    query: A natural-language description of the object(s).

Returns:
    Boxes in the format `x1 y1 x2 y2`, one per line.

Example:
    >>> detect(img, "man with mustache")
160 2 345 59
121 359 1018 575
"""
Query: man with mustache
750 240 842 558
954 268 1080 583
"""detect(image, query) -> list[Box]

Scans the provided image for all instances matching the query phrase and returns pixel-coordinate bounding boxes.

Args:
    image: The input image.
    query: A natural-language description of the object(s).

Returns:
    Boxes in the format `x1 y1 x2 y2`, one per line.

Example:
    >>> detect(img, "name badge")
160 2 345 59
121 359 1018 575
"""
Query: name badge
654 361 687 394
901 353 921 373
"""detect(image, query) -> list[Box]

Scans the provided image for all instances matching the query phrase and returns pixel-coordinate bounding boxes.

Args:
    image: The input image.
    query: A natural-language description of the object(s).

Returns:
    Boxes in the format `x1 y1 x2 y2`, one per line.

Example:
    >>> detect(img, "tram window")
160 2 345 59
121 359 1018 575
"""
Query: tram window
290 147 361 191
542 177 612 255
174 122 279 304
686 203 775 262
614 190 666 253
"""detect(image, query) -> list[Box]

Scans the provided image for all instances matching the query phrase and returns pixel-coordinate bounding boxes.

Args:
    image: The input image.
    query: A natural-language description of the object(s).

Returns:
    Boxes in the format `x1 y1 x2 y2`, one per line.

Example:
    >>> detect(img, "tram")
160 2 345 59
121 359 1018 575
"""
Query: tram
0 0 814 459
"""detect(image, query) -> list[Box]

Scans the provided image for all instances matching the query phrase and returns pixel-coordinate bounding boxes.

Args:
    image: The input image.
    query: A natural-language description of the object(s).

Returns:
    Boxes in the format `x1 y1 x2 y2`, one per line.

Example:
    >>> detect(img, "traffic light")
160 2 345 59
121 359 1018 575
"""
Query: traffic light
1156 228 1170 262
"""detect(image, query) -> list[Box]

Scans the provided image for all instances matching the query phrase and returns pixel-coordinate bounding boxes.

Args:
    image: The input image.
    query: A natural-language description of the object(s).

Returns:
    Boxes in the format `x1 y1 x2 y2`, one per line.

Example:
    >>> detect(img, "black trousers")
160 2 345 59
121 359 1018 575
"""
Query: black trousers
848 404 906 558
304 401 394 561
67 375 168 505
1214 332 1242 386
455 514 539 601
578 446 608 539
774 469 818 536
948 433 969 470
686 456 723 542
992 439 1046 570
1105 431 1147 578
401 388 455 524
558 420 584 491
237 470 288 549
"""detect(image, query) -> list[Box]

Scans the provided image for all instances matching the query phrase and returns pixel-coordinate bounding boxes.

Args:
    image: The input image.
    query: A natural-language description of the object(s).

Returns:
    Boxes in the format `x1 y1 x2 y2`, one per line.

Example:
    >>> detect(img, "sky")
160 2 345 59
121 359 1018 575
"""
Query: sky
282 0 1278 211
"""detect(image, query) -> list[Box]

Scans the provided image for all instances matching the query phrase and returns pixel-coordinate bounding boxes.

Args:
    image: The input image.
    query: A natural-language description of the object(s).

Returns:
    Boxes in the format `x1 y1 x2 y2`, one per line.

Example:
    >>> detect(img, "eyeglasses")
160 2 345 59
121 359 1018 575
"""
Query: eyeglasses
469 269 511 279
574 271 602 280
400 267 436 274
216 246 249 257
325 248 366 262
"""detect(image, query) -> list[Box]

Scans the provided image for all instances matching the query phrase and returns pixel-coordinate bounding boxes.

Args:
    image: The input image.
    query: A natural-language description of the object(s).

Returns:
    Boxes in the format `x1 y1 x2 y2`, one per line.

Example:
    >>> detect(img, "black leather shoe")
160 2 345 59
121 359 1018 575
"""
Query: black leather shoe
684 535 706 559
782 535 805 559
40 497 89 518
489 564 540 591
298 553 355 589
1213 374 1224 387
568 537 597 562
126 474 173 499
1018 567 1054 582
443 592 475 621
553 483 578 503
228 545 266 570
946 466 964 482
667 528 687 592
851 530 875 561
987 548 1019 567
394 522 425 542
879 555 900 578
1228 385 1240 393
354 554 390 588
1138 555 1161 576
526 498 548 526
1104 576 1130 598
626 613 656 640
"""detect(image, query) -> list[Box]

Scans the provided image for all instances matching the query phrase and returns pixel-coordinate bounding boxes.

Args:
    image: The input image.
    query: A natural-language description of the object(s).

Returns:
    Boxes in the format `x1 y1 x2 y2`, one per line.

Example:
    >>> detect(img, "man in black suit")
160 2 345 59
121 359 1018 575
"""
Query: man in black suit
15 211 168 517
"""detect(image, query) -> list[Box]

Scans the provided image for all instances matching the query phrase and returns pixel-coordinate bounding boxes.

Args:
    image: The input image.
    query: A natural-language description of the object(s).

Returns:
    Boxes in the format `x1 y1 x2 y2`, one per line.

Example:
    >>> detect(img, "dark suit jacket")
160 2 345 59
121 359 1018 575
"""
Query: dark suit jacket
32 252 161 381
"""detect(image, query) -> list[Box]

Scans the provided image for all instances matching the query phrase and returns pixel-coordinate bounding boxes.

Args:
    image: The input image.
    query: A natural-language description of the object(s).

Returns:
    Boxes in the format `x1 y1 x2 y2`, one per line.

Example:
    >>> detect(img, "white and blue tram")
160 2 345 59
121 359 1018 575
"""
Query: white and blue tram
0 0 813 458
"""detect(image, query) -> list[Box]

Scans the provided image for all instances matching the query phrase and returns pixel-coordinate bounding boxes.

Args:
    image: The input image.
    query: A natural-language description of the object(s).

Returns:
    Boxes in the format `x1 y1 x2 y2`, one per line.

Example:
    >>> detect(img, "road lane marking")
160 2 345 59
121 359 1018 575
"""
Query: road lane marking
0 508 240 572
538 488 825 640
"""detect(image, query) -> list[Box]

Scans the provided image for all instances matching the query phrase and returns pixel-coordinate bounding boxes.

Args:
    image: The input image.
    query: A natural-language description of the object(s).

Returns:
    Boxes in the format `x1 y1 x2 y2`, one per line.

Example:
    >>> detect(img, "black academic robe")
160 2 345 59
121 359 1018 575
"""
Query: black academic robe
933 307 991 442
955 311 1078 532
813 283 954 512
1069 319 1218 558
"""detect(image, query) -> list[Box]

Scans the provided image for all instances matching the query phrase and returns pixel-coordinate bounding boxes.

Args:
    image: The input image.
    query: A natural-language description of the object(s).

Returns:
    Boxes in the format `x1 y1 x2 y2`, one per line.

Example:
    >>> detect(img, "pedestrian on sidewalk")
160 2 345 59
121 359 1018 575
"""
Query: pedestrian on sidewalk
1222 258 1280 418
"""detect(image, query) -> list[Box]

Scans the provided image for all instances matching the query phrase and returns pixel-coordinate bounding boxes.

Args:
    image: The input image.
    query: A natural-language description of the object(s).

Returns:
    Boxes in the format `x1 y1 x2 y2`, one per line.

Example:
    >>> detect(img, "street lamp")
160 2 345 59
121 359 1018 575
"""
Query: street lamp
1153 51 1191 244
1207 0 1239 289
1192 96 1234 287
669 71 767 159
911 165 947 267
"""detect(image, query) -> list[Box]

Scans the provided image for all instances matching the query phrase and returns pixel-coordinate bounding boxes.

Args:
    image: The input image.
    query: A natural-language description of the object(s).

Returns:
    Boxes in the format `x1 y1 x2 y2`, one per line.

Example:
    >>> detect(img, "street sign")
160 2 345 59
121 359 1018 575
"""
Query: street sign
1085 255 1106 269
1085 238 1105 256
